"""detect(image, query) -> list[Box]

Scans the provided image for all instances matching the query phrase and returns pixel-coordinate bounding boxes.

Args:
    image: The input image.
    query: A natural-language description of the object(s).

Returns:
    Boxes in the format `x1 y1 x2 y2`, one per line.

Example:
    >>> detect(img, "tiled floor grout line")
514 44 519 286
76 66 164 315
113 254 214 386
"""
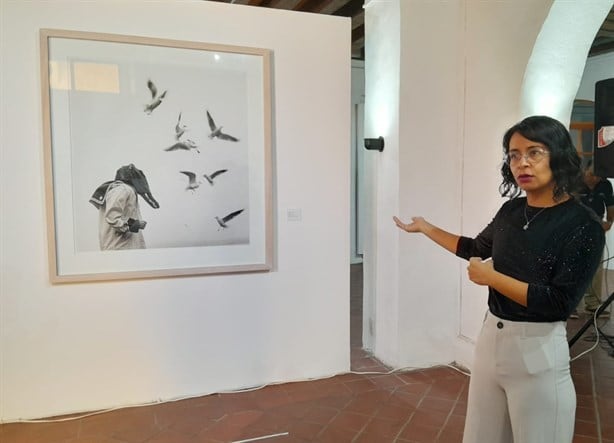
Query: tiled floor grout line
589 354 603 443
349 388 394 443
389 382 432 443
392 412 417 442
391 383 419 443
311 382 357 442
434 379 467 441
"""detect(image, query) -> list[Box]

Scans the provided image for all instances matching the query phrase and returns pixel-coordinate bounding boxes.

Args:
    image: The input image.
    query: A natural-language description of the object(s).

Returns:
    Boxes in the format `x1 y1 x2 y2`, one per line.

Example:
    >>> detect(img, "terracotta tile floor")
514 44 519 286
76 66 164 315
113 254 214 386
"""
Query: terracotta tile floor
2 264 613 442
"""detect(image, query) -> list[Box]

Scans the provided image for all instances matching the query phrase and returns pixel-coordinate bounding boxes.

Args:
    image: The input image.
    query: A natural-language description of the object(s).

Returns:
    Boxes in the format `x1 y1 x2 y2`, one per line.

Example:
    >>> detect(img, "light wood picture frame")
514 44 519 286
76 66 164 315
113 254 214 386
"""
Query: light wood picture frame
40 29 273 283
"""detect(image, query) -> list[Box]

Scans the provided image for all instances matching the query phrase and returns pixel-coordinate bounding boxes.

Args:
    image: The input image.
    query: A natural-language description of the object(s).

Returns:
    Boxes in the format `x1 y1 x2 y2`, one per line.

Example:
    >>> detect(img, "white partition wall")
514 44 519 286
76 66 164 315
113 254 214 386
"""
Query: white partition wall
456 0 554 367
0 0 351 421
363 0 611 370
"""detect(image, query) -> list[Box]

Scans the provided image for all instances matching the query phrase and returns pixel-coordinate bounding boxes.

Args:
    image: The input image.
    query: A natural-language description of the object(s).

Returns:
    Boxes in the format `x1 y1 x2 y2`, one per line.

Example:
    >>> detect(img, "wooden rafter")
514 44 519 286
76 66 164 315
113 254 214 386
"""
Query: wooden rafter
212 1 613 60
247 0 277 6
293 0 329 12
332 0 363 17
352 24 364 42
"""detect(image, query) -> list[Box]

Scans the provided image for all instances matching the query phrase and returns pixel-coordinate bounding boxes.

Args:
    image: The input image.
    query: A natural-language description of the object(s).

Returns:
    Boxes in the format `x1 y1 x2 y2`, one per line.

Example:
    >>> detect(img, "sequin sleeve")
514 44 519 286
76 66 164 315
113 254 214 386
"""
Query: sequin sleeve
526 221 605 318
456 220 494 261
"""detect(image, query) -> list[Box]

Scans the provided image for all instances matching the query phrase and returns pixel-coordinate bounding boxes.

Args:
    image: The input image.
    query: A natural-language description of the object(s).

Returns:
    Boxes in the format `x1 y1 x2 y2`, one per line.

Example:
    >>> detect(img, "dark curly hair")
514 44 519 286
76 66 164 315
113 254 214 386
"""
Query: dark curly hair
499 115 582 201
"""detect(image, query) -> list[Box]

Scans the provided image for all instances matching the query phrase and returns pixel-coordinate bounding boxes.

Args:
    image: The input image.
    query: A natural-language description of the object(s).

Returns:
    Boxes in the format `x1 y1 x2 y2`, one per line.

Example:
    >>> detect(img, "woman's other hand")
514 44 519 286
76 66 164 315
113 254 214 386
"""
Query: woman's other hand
467 257 494 286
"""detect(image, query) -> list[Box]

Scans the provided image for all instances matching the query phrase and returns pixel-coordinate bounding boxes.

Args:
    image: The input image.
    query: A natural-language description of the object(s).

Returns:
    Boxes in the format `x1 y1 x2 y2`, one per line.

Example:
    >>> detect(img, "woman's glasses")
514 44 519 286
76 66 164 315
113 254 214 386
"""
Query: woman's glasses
505 148 549 165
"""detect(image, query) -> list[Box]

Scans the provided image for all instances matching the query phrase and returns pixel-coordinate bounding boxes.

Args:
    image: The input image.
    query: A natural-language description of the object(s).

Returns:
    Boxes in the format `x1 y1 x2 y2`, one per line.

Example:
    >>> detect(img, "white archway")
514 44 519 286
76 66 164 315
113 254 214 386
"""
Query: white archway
521 0 613 126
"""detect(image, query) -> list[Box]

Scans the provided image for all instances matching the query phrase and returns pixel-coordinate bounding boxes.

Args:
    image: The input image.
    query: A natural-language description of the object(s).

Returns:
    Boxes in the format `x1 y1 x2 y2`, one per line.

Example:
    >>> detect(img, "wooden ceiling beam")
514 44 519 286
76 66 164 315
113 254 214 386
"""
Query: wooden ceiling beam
332 0 363 17
352 24 364 42
589 41 614 56
293 0 329 12
247 0 277 6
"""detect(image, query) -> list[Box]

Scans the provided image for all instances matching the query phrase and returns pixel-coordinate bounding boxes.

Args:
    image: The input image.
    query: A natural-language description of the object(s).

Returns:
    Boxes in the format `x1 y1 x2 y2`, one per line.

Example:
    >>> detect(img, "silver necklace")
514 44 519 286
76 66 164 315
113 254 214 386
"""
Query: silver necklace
523 205 547 230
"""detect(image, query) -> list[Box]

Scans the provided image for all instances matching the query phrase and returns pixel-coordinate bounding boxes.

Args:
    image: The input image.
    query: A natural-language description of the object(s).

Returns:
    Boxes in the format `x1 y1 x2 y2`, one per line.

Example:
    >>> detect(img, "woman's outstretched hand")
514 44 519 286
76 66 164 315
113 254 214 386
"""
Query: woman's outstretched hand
393 216 426 233
393 216 460 254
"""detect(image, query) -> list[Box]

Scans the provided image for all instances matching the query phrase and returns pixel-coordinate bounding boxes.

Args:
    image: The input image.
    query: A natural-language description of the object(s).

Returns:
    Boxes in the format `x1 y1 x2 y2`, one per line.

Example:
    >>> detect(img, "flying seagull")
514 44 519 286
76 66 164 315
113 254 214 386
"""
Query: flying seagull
203 169 228 185
164 139 200 154
175 112 187 140
215 209 244 229
206 110 239 142
179 171 200 191
144 79 167 114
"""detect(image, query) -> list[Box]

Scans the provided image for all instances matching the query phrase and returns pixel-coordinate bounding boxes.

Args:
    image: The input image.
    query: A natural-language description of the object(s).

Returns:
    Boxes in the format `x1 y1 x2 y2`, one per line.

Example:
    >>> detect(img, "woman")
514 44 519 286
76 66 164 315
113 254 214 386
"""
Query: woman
393 115 604 443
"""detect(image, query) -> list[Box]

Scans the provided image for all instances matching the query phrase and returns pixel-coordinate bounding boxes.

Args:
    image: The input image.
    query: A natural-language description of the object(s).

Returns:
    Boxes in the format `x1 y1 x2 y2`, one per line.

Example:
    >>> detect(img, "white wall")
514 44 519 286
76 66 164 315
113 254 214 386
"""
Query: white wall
363 0 611 371
363 0 402 364
457 0 554 367
521 0 613 125
363 0 553 369
0 0 351 421
395 0 465 368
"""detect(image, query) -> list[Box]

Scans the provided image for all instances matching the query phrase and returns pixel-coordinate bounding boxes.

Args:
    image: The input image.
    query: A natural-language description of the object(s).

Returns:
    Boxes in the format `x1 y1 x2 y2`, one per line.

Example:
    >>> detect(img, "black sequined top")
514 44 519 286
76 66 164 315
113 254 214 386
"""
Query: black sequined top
456 197 605 322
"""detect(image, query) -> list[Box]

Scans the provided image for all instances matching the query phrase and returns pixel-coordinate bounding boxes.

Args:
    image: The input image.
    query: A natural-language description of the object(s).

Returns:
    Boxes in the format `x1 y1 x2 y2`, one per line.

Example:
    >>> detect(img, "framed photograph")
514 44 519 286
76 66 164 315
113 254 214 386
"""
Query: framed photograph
40 29 273 283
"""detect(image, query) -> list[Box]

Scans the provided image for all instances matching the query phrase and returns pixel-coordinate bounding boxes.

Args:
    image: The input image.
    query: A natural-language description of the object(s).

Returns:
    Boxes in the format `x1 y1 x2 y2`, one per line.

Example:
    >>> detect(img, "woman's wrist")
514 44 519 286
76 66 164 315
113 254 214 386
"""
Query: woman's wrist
420 220 433 234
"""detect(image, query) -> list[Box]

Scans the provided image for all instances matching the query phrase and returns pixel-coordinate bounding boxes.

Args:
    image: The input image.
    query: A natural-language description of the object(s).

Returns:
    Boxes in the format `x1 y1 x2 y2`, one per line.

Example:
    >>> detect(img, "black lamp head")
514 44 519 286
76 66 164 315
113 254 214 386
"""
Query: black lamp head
364 136 384 152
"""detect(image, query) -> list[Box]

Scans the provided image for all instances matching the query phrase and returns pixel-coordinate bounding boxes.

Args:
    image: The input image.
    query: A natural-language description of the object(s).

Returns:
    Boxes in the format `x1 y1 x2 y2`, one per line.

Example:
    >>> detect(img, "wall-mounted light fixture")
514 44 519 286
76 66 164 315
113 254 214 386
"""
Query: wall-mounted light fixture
364 136 384 152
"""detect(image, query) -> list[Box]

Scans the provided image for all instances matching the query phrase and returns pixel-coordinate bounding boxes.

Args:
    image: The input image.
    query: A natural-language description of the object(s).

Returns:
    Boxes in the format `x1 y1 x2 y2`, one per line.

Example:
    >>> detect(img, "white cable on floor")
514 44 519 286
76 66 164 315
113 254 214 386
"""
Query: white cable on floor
4 363 468 424
232 432 289 442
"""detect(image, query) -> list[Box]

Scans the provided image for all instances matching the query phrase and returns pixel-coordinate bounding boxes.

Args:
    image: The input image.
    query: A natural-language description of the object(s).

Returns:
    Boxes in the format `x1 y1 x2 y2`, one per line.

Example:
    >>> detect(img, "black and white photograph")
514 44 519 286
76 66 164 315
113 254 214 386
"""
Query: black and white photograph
40 29 272 282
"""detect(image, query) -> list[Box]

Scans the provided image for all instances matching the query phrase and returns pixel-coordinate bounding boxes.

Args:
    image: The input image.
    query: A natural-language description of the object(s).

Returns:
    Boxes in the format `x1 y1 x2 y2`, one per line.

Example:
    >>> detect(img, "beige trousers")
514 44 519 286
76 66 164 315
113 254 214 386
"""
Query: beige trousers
462 312 575 443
